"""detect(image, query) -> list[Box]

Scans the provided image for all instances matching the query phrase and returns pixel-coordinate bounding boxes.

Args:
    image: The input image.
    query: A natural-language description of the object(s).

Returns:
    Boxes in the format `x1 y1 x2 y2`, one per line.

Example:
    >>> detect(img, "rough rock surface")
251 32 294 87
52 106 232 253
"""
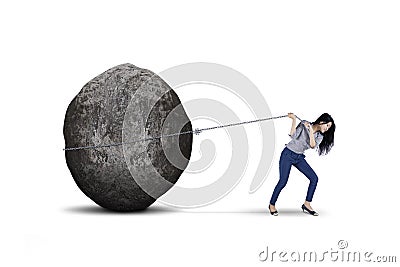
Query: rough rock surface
63 63 193 211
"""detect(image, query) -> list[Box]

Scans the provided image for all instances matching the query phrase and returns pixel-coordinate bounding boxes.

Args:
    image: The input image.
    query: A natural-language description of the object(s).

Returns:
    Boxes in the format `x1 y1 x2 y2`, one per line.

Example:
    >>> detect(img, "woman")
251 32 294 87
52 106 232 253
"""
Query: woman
268 112 335 216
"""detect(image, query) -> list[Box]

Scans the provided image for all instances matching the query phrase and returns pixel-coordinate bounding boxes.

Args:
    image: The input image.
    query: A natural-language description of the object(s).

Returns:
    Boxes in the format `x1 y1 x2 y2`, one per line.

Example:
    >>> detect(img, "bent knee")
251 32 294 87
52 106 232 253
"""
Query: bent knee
311 175 318 184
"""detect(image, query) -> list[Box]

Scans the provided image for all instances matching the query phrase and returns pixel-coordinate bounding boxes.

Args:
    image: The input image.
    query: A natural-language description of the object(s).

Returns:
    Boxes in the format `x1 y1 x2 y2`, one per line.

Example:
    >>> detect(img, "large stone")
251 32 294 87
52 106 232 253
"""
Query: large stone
63 63 193 211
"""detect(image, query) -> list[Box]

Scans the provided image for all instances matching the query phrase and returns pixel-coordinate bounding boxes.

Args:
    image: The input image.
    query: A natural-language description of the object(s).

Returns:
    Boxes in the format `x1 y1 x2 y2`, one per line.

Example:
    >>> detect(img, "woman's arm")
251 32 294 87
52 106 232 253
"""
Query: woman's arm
304 121 316 148
288 113 296 136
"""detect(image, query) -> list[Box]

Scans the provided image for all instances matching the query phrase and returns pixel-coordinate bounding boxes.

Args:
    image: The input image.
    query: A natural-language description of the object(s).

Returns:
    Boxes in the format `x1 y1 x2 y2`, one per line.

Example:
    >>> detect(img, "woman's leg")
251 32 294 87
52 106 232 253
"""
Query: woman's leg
294 157 319 203
270 149 293 205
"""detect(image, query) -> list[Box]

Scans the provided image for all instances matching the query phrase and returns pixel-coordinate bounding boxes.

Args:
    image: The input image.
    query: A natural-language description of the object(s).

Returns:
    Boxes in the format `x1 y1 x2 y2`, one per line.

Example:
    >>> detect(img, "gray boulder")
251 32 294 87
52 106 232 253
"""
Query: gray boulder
63 63 193 211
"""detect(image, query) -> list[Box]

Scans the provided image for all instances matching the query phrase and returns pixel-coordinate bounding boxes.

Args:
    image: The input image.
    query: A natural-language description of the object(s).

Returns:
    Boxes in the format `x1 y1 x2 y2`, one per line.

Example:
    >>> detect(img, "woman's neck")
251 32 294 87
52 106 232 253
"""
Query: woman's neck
311 124 320 133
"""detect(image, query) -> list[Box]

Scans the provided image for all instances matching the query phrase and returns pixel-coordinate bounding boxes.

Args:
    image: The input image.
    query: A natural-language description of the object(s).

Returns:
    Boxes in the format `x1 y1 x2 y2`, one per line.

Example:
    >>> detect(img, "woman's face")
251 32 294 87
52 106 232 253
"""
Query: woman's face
319 122 332 133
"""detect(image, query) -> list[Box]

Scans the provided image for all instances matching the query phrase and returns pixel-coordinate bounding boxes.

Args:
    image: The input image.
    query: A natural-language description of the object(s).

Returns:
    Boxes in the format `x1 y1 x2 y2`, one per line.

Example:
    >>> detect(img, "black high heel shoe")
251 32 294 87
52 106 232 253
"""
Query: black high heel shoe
301 204 319 216
269 204 278 216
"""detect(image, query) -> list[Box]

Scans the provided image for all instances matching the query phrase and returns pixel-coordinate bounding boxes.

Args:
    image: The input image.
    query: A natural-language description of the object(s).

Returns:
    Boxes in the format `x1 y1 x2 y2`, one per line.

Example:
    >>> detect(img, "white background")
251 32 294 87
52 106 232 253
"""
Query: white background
1 0 399 266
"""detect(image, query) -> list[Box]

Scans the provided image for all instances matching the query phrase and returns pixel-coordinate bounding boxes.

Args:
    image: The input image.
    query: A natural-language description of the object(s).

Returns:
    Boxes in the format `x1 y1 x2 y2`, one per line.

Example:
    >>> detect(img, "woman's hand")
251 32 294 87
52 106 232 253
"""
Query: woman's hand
288 113 296 120
303 121 314 133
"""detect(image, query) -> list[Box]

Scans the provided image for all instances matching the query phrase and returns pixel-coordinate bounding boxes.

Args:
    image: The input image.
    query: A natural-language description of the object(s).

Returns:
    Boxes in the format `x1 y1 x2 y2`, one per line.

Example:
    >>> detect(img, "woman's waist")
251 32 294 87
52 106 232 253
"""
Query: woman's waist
283 146 305 156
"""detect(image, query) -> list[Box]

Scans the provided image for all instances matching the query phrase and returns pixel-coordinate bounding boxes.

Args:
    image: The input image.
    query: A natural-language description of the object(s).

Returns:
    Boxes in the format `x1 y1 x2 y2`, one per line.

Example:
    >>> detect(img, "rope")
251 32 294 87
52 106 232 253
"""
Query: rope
63 114 303 151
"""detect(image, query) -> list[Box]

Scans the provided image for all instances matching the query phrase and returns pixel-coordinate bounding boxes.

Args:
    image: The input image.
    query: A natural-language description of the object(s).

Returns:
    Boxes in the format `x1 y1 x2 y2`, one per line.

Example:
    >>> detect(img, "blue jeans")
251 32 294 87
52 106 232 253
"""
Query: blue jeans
270 147 319 205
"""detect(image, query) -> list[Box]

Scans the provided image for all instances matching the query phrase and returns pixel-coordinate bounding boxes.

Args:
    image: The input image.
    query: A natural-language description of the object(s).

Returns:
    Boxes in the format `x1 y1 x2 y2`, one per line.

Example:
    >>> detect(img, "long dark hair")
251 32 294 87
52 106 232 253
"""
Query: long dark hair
312 113 335 156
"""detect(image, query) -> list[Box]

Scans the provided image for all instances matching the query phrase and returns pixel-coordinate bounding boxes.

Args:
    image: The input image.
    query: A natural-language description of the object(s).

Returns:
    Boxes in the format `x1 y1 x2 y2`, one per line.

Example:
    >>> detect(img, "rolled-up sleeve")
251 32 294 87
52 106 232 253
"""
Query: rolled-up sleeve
289 123 302 139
